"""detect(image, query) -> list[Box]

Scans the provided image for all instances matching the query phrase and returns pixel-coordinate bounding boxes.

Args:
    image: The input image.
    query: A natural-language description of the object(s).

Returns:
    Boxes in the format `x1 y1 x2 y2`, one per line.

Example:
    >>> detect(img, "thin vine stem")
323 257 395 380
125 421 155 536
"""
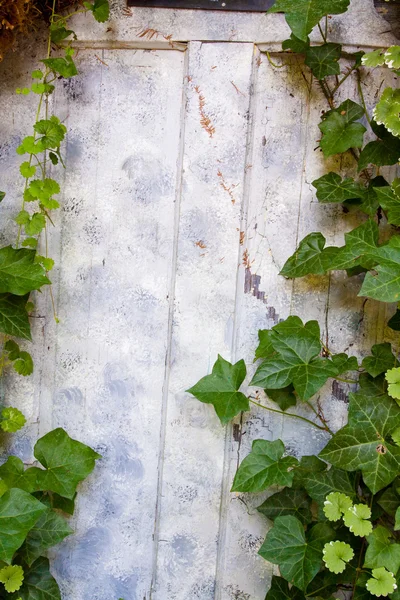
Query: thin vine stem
356 68 372 126
248 398 332 434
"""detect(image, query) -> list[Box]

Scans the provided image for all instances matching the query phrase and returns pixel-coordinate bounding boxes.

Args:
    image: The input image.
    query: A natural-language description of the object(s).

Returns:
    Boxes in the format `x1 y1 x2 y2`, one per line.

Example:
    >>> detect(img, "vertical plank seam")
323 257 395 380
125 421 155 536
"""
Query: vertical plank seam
214 43 260 600
149 45 190 600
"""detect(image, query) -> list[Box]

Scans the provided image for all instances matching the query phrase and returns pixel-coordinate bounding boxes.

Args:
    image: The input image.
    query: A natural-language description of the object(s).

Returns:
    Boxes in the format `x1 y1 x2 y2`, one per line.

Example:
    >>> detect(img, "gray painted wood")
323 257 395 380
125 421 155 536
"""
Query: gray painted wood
0 2 398 598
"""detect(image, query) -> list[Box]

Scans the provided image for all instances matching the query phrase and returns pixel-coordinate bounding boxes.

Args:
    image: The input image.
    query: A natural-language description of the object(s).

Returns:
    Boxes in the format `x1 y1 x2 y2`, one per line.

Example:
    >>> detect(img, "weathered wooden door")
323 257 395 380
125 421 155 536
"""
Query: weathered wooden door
0 1 397 598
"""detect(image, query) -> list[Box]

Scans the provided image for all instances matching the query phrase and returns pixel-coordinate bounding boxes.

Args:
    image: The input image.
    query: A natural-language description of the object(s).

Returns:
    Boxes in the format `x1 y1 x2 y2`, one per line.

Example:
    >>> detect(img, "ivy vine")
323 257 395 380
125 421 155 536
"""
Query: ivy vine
189 1 400 598
0 1 109 598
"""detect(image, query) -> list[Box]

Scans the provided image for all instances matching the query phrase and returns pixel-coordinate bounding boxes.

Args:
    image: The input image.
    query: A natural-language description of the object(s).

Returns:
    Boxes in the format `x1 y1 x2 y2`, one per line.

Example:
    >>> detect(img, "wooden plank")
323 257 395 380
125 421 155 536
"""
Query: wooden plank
39 48 185 600
152 41 255 600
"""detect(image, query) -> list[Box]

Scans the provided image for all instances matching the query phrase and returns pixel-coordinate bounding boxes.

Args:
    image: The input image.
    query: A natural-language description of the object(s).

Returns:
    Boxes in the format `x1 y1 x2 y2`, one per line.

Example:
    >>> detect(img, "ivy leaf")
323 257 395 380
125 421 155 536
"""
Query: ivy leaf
250 316 338 400
312 172 365 204
0 293 32 340
282 34 310 53
323 540 354 573
378 484 400 517
0 456 32 492
362 49 386 68
360 237 400 303
301 468 356 510
267 0 350 42
364 526 400 574
265 576 304 599
386 367 400 404
0 407 26 433
323 491 353 521
19 163 36 179
257 487 313 525
258 516 334 591
83 0 110 22
362 343 398 377
187 355 249 424
374 183 400 227
280 232 339 277
0 246 49 296
255 329 276 360
374 88 400 138
292 454 327 488
265 385 297 411
231 439 298 493
32 118 66 150
5 339 21 360
319 100 367 157
15 556 61 600
395 507 400 531
359 373 387 397
21 508 73 566
41 55 77 79
358 127 400 172
0 488 46 563
343 504 373 537
0 565 24 593
305 43 341 79
330 219 379 271
319 391 400 494
50 23 76 44
331 353 358 373
366 568 397 597
25 428 101 500
385 46 400 70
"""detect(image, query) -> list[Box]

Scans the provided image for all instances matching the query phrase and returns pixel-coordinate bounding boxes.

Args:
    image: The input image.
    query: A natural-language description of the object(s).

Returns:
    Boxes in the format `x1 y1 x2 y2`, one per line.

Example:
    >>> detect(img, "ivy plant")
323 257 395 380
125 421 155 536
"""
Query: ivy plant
0 1 109 598
189 1 400 598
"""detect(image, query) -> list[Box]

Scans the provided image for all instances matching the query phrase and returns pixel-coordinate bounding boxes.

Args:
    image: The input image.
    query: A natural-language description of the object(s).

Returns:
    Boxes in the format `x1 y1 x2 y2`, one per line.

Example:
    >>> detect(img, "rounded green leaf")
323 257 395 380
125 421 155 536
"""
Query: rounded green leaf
323 491 353 521
343 503 372 537
323 540 354 573
362 49 386 68
0 564 24 592
386 368 400 403
374 88 400 138
385 46 400 70
366 567 397 597
0 407 26 433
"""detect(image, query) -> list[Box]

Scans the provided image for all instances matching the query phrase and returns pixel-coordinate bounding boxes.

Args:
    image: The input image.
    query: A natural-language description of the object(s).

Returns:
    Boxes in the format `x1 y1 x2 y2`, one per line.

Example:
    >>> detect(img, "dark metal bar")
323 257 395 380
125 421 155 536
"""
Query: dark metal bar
127 0 274 11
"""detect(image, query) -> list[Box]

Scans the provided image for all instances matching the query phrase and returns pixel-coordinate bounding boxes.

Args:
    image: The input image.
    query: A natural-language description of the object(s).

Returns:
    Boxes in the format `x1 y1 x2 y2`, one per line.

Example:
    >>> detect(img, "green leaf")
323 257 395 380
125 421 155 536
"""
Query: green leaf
377 485 400 517
0 565 24 593
359 373 387 397
259 516 334 590
319 100 367 157
41 55 77 79
32 119 66 151
362 49 386 68
343 503 373 537
331 353 358 373
364 526 400 574
362 343 398 378
374 88 400 138
23 428 100 500
265 385 297 411
358 127 400 172
0 192 4 203
323 491 353 521
386 367 400 404
0 456 32 492
19 163 36 179
250 316 338 400
83 0 110 22
0 294 31 340
385 46 400 70
304 43 341 79
0 407 26 433
16 136 45 156
312 172 365 204
231 439 298 493
302 468 356 509
375 183 400 226
366 567 397 597
267 0 350 42
0 488 46 564
0 246 49 296
35 257 54 272
30 83 55 95
323 540 354 573
25 214 46 237
292 454 327 488
395 507 400 531
265 575 304 599
255 329 276 360
50 23 75 44
31 70 43 79
257 487 312 525
282 34 310 53
330 219 380 271
360 236 400 303
27 179 60 204
48 152 58 166
280 232 339 277
21 508 73 566
13 352 34 377
5 340 21 361
319 391 400 494
187 355 249 424
16 556 61 600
